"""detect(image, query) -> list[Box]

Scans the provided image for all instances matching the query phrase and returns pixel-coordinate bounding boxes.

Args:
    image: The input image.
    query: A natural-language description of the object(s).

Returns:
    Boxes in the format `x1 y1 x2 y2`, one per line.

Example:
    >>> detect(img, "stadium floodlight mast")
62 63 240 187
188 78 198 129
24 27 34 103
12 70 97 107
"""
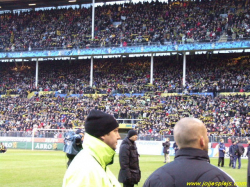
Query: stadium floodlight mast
89 0 95 87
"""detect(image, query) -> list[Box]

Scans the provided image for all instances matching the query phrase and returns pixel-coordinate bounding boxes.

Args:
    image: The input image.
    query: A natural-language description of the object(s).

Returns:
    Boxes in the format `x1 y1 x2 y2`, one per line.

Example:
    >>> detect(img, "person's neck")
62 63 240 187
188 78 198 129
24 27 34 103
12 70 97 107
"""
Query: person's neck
129 138 134 143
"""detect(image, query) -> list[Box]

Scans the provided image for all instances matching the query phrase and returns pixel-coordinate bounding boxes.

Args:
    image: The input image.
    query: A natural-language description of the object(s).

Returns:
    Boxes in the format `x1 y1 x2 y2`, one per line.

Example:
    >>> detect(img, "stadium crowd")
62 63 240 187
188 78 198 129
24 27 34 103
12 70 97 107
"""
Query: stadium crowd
0 54 250 140
1 54 250 95
0 0 250 51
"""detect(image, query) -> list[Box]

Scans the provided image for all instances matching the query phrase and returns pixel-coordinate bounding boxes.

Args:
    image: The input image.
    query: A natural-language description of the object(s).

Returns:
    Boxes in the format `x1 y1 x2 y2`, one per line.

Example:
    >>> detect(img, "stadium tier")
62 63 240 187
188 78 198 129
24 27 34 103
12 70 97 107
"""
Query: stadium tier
0 54 250 139
0 0 250 51
0 0 250 140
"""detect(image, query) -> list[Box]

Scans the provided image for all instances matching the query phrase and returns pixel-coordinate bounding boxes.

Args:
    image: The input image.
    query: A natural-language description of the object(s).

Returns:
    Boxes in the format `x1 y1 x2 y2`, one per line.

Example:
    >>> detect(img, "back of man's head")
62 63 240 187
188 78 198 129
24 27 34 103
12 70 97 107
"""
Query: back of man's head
174 118 208 152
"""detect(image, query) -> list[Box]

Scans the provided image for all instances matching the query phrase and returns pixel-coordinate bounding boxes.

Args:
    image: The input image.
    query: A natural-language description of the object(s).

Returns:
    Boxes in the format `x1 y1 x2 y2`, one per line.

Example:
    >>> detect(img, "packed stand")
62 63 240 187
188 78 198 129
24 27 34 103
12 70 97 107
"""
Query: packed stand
0 92 250 140
0 54 249 95
0 0 250 51
0 54 250 140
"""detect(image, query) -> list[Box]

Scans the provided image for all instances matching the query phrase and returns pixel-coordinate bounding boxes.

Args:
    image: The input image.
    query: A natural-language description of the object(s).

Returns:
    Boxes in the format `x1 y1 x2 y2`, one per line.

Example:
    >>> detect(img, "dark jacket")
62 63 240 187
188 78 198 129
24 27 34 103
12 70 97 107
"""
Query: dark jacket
247 145 250 157
163 141 170 154
219 142 226 157
143 148 235 187
237 143 245 156
118 137 141 185
247 145 250 187
173 142 179 154
229 144 238 157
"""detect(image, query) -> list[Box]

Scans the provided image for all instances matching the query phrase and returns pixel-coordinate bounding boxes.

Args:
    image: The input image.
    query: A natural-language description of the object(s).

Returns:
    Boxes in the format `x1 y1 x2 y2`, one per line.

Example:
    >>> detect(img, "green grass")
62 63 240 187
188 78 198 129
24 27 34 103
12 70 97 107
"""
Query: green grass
0 149 247 187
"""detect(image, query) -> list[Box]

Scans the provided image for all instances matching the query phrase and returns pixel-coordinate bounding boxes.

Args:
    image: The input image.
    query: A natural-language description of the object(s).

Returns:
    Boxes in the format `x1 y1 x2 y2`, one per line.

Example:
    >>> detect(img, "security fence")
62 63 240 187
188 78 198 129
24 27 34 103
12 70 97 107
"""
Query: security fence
137 134 249 143
0 130 249 143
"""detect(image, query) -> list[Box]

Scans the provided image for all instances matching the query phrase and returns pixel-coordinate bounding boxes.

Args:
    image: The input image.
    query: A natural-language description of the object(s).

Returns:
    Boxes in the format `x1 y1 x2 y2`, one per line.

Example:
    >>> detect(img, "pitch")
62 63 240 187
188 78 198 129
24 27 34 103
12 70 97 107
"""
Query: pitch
0 149 247 187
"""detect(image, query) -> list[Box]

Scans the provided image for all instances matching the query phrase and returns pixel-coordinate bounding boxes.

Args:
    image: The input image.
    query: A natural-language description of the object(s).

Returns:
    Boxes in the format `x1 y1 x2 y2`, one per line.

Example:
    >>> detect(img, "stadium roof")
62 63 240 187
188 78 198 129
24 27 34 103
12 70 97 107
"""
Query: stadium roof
0 0 125 11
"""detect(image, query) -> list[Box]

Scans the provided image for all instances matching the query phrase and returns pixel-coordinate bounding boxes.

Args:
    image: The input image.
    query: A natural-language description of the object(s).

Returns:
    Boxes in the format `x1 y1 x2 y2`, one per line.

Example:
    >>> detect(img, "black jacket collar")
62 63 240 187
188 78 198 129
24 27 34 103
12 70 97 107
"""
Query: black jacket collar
175 148 209 161
122 137 135 145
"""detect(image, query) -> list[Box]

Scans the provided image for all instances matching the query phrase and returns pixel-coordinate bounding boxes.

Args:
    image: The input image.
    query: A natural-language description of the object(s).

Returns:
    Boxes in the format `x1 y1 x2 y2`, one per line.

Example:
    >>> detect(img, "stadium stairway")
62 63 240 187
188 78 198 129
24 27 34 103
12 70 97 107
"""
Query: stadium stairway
218 32 228 43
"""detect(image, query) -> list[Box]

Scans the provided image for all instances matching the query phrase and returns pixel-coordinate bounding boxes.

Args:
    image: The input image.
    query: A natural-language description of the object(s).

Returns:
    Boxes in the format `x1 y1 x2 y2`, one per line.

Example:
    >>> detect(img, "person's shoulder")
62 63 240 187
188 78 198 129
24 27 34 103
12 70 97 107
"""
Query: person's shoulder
198 163 234 182
143 164 174 187
121 138 130 146
73 150 93 163
239 143 244 148
70 150 103 171
120 139 130 149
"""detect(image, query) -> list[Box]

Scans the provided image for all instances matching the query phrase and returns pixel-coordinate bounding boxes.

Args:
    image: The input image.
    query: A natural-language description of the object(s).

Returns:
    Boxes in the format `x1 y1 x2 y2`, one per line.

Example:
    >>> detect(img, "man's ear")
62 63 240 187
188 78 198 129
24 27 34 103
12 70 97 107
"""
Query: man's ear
200 136 205 148
99 135 105 141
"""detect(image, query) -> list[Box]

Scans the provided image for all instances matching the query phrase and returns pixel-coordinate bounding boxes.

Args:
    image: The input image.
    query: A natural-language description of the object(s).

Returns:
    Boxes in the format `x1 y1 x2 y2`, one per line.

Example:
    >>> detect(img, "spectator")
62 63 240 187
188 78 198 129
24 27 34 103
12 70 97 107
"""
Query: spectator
118 130 141 187
235 140 245 169
63 110 121 187
247 140 250 186
0 142 7 153
162 138 170 163
143 118 235 187
229 141 238 169
218 139 226 167
173 141 179 155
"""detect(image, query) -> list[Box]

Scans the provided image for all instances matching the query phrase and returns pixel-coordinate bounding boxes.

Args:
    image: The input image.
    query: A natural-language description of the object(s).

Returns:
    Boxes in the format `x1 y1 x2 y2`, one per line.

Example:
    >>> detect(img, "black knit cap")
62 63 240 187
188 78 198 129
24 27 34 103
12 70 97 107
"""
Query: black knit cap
127 130 138 138
85 110 119 138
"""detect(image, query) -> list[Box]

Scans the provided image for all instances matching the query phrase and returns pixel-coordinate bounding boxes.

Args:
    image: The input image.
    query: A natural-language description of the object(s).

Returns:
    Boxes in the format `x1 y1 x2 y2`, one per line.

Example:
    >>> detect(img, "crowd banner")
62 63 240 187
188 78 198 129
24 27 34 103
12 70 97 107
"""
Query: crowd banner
1 94 19 98
112 93 144 97
160 92 213 97
27 91 36 99
83 94 107 97
39 91 55 97
30 91 216 99
2 40 250 59
55 93 67 97
188 92 213 97
161 93 179 97
220 92 250 96
119 123 134 129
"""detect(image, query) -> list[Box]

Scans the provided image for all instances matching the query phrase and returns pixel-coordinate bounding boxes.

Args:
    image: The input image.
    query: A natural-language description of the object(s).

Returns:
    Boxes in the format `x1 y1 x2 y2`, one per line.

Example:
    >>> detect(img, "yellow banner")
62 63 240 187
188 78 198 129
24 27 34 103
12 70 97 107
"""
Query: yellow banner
1 95 19 98
27 91 36 99
119 123 133 129
220 92 250 96
83 94 107 97
39 91 55 97
161 93 179 97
